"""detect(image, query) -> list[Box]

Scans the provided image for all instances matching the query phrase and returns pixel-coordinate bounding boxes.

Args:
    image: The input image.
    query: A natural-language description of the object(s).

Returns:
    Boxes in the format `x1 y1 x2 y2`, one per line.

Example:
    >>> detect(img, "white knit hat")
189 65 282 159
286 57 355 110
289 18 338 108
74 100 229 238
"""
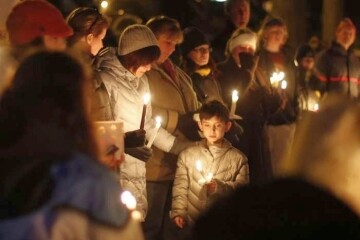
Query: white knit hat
226 28 257 55
118 24 158 56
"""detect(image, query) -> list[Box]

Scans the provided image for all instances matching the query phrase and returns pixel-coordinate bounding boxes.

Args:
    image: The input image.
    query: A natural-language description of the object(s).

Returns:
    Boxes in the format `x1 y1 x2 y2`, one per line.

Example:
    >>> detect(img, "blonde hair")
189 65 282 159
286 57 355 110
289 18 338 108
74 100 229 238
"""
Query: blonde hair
258 17 288 48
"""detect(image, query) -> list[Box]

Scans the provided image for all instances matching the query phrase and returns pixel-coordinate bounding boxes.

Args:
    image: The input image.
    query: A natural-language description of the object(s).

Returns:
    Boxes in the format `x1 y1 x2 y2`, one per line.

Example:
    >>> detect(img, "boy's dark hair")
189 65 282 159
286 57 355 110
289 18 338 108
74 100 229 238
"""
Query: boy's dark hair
199 100 230 122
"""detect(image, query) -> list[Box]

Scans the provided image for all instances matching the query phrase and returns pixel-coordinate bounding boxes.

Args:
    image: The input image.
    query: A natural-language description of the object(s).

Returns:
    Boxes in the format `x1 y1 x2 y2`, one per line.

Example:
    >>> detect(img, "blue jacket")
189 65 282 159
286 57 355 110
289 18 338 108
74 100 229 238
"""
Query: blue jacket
0 153 129 239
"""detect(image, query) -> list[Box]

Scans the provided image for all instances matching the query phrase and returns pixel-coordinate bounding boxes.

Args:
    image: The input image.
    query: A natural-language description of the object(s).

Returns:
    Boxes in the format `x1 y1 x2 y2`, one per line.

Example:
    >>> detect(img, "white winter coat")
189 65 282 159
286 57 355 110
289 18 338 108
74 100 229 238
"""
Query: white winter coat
94 47 176 220
171 139 249 225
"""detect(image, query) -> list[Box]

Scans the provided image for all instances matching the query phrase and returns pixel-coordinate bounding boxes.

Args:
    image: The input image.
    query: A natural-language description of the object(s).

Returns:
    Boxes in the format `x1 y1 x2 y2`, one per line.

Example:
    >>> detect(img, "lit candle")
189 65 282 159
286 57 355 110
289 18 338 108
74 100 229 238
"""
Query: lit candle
280 80 287 90
270 71 285 88
230 90 239 116
140 93 151 130
120 190 142 221
205 172 213 183
121 190 137 210
146 116 162 148
195 160 203 173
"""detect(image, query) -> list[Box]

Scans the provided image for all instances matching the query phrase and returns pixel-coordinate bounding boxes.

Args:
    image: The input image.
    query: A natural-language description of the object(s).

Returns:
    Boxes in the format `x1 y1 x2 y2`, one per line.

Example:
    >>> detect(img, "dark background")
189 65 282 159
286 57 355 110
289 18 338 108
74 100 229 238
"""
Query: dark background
49 0 360 53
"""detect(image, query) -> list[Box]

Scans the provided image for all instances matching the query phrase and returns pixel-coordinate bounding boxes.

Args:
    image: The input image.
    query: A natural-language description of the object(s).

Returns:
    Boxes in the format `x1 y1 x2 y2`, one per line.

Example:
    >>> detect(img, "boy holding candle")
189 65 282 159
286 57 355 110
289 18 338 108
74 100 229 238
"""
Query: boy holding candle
171 100 249 232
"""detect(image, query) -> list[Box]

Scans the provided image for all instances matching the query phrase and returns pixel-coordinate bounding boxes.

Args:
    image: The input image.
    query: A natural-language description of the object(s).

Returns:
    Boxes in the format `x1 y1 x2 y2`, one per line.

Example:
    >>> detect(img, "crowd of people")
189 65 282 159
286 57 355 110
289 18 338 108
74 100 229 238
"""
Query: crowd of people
0 0 360 239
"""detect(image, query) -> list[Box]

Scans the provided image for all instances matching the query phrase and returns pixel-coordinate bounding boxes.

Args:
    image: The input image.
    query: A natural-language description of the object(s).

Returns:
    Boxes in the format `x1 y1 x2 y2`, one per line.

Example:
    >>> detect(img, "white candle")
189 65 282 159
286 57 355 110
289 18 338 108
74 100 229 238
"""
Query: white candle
230 90 239 115
146 116 162 148
140 93 151 129
281 80 287 90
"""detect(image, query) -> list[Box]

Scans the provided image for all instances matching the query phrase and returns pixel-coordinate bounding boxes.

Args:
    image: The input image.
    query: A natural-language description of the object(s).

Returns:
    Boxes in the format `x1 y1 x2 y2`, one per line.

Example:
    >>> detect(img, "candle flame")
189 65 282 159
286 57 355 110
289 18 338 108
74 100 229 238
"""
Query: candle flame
121 191 137 210
281 80 287 89
195 160 203 172
313 103 319 111
206 172 213 183
155 116 162 128
270 71 285 85
143 93 151 105
232 90 239 102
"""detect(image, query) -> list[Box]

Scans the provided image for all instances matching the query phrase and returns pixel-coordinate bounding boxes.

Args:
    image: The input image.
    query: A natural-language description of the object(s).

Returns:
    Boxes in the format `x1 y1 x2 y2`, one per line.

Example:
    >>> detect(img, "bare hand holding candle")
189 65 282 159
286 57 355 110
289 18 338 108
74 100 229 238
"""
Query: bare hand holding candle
230 90 239 116
146 116 162 148
140 93 151 130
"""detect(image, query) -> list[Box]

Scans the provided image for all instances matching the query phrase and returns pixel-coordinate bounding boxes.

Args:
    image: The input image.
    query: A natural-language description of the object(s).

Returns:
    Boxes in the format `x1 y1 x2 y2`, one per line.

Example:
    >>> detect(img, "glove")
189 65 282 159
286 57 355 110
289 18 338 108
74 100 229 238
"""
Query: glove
177 112 201 141
125 146 153 162
238 52 258 74
125 129 146 148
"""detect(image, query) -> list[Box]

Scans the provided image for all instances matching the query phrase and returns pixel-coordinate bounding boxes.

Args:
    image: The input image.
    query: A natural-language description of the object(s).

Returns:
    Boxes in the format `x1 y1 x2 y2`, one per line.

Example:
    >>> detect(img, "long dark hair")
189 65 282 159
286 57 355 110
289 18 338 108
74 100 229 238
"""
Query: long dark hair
0 51 98 158
0 51 99 218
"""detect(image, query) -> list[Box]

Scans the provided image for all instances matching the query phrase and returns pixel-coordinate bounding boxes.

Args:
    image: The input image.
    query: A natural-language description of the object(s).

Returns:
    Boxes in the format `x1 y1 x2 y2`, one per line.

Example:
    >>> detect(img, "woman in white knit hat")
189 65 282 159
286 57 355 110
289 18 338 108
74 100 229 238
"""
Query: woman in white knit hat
94 24 193 221
217 27 284 186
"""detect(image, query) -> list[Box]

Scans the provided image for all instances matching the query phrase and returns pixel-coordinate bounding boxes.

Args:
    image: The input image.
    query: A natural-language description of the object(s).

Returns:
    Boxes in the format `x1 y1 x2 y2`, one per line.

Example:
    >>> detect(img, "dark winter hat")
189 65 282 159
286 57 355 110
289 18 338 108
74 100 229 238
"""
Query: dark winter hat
118 24 158 56
295 44 315 62
6 0 73 46
181 27 209 55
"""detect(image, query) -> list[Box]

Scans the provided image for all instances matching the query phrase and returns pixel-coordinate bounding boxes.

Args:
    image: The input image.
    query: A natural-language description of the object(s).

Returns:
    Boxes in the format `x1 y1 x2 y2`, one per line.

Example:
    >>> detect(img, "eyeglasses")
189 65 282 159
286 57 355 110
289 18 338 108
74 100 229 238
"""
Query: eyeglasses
192 47 212 54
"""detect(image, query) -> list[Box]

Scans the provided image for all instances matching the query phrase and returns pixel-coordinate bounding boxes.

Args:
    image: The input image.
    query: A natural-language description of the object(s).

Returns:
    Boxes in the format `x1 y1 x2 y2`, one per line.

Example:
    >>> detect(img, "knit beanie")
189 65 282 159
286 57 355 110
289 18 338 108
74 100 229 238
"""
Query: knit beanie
118 24 158 56
226 27 257 55
181 27 209 55
295 44 315 62
336 18 356 33
6 0 73 46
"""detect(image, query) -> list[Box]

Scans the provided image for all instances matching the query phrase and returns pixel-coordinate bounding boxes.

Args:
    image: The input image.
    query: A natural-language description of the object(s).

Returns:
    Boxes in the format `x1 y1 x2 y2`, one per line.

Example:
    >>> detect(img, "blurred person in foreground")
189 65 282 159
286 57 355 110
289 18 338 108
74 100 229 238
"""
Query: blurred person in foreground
1 0 73 96
0 51 143 239
193 94 360 239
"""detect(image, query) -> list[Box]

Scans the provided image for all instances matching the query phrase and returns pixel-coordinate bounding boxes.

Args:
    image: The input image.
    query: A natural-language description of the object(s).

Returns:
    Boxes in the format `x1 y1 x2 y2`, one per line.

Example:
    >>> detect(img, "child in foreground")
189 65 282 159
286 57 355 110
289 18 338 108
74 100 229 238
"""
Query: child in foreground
171 100 249 230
